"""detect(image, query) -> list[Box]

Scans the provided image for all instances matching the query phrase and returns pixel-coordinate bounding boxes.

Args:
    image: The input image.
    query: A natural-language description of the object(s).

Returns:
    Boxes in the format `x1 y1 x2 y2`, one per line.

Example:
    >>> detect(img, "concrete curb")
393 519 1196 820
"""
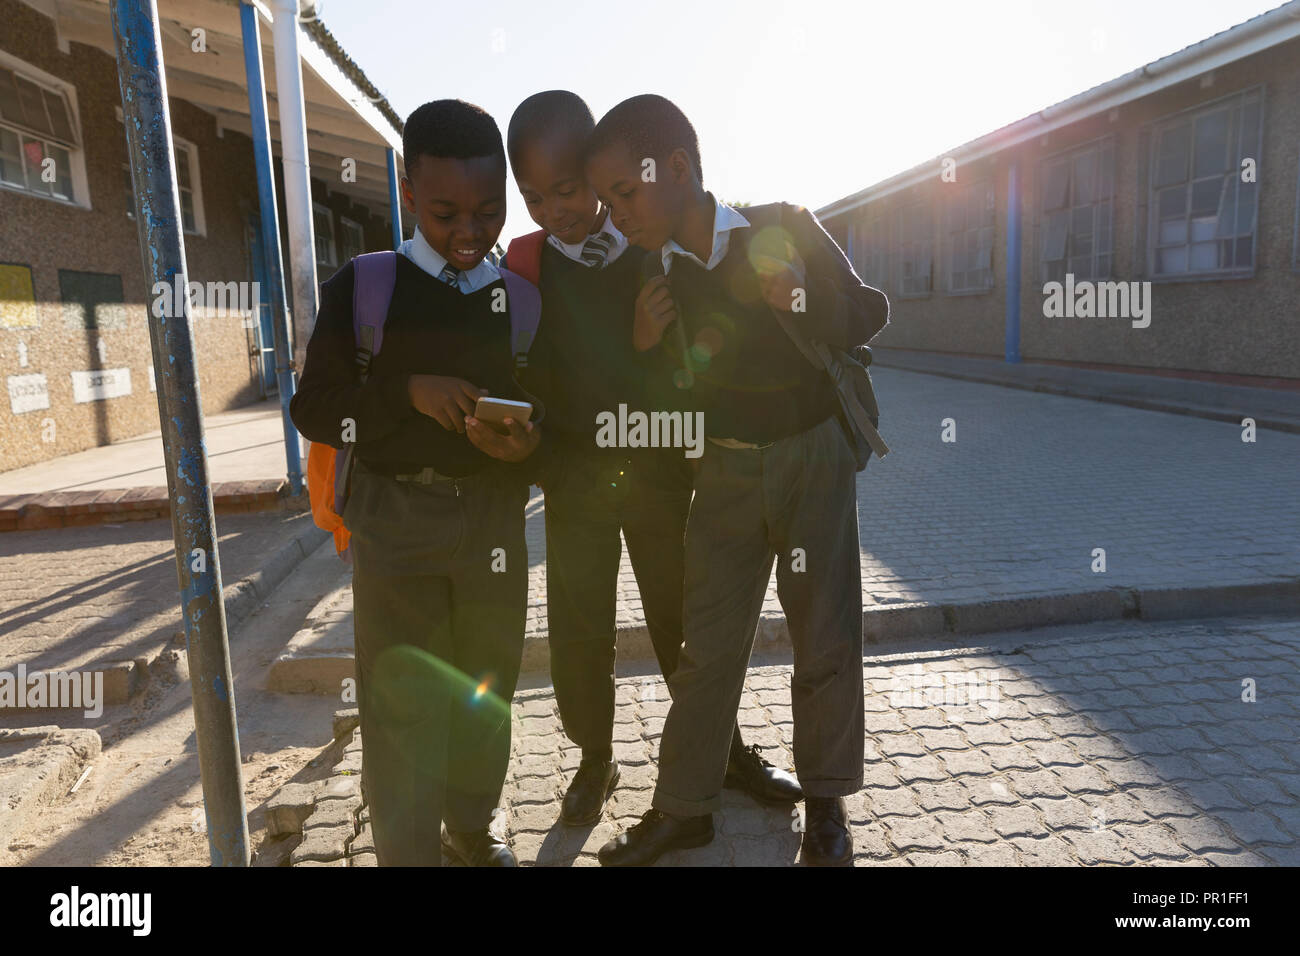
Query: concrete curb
0 520 330 711
223 523 332 631
128 521 330 706
605 578 1300 664
874 359 1300 435
0 480 310 533
269 575 1300 692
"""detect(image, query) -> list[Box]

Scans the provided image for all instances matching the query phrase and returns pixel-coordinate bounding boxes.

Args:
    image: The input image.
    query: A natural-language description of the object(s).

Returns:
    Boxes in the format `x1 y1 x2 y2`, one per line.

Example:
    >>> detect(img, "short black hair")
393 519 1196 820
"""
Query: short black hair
507 90 594 169
587 94 702 182
401 99 504 171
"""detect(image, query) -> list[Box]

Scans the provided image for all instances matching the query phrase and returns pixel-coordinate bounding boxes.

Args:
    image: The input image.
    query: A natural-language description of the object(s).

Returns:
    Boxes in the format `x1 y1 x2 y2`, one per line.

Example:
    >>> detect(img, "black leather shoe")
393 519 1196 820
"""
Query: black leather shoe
724 743 804 805
597 809 713 866
561 757 620 826
441 825 518 867
800 796 853 866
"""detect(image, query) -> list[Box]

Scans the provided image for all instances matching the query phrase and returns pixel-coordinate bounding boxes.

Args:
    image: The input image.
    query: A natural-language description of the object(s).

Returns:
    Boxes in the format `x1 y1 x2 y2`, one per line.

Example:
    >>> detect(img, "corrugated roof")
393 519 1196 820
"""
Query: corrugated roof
302 16 403 134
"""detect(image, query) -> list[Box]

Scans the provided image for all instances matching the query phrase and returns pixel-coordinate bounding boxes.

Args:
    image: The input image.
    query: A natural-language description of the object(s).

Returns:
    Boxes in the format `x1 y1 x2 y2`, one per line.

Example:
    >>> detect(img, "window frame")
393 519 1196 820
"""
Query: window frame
116 108 205 235
853 207 890 293
170 135 206 236
894 198 934 298
0 51 88 209
942 178 996 295
339 215 365 263
1037 134 1116 285
313 201 338 268
1143 85 1263 282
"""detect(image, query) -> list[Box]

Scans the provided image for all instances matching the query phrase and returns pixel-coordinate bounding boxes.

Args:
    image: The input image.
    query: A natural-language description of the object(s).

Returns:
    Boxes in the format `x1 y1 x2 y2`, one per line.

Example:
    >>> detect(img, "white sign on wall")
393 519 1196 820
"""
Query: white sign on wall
147 364 156 392
7 373 50 414
71 368 132 403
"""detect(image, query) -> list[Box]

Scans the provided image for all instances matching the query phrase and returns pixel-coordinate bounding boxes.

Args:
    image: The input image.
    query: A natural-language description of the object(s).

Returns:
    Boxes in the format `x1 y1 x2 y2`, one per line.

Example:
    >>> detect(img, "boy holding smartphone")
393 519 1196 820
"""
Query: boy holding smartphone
291 99 541 867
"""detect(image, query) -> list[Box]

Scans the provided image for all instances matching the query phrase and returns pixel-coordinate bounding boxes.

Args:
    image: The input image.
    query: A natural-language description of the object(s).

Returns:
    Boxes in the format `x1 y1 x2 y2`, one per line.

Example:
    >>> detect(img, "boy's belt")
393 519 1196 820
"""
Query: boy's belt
392 465 458 484
708 436 775 450
707 414 837 451
359 460 463 484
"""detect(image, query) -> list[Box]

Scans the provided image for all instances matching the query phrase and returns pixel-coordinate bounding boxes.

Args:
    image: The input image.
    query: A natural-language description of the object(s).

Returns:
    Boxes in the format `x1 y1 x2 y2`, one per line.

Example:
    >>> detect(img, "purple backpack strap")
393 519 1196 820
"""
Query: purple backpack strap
352 251 399 380
499 266 541 369
332 251 398 525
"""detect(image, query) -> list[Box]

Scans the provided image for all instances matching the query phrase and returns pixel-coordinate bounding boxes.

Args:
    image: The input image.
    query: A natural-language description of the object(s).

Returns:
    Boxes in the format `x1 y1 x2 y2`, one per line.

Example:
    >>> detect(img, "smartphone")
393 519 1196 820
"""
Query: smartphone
474 396 533 434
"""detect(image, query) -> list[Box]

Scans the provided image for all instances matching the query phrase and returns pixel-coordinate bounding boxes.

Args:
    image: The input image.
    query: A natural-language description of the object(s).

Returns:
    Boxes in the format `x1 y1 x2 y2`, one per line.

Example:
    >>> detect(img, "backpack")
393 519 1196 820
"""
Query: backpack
504 229 547 286
305 251 542 560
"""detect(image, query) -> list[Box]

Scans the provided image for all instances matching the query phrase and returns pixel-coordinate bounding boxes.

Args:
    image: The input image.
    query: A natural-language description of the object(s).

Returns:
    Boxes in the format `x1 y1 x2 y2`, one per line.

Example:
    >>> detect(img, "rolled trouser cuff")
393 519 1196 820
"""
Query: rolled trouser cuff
799 774 864 799
651 786 721 818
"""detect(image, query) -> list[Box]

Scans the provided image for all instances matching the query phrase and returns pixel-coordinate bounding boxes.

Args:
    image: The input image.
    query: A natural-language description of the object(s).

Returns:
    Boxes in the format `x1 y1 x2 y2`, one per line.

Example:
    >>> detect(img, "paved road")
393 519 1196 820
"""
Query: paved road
0 512 314 701
8 368 1298 687
334 613 1300 866
525 367 1300 639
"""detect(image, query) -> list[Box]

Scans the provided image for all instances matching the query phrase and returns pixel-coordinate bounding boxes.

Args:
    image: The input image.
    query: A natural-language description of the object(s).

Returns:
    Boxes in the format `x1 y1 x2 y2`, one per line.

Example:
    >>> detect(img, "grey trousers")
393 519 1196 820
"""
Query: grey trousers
344 459 529 865
653 414 865 816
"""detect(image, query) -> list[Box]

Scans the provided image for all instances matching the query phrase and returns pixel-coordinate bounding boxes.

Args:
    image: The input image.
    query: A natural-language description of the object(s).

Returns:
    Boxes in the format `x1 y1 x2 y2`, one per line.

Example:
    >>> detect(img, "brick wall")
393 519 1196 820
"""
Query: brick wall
824 39 1300 382
0 0 395 473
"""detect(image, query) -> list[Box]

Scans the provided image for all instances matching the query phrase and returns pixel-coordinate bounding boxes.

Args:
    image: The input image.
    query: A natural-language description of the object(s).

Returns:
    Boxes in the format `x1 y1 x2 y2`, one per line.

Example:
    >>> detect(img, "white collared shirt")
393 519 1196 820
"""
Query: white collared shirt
661 197 751 274
546 212 629 268
397 226 501 293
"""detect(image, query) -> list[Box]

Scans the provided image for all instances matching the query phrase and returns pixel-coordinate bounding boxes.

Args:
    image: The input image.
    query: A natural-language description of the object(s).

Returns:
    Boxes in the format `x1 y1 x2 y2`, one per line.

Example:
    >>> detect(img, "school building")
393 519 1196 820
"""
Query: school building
817 2 1300 385
0 0 408 472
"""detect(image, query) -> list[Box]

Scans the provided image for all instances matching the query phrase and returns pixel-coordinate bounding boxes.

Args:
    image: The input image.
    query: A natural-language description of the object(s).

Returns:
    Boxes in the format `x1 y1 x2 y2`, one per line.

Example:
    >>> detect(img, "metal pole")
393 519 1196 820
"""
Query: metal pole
1005 160 1022 364
110 0 249 867
387 147 402 249
270 0 318 372
241 2 303 495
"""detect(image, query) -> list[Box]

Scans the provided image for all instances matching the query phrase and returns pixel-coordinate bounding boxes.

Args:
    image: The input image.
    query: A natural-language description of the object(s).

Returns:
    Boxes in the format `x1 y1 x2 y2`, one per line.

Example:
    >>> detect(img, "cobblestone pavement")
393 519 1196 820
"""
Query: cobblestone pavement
322 614 1300 866
0 512 314 682
523 368 1300 638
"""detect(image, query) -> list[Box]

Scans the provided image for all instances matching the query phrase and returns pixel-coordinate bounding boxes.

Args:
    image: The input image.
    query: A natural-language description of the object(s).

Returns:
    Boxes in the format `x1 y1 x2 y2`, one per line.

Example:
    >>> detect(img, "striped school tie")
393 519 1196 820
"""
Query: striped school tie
438 263 461 289
580 232 613 268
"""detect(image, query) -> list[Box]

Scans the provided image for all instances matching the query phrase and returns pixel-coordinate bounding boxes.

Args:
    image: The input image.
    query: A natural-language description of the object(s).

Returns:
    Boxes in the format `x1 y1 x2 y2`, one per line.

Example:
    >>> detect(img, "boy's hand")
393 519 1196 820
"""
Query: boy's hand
754 248 807 313
407 375 487 433
634 275 679 351
465 416 541 462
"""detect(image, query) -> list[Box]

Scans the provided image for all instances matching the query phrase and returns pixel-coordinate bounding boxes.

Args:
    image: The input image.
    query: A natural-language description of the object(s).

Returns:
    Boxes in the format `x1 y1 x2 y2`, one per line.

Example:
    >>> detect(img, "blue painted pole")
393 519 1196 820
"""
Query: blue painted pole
110 0 249 867
240 1 302 495
1005 160 1022 364
387 147 402 249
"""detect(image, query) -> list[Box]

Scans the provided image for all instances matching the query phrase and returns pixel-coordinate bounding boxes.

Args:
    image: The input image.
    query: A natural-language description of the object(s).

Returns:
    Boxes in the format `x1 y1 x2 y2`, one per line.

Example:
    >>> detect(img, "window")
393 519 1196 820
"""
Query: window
853 210 889 291
118 115 204 234
944 180 994 293
1147 88 1261 277
313 202 337 268
0 66 78 202
172 140 201 234
339 217 365 262
1041 139 1114 283
896 200 933 296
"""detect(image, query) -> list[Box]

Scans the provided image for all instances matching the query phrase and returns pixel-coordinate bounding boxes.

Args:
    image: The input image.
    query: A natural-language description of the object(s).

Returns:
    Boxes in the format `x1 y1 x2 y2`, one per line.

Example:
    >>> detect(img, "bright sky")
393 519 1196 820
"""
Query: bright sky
317 0 1288 245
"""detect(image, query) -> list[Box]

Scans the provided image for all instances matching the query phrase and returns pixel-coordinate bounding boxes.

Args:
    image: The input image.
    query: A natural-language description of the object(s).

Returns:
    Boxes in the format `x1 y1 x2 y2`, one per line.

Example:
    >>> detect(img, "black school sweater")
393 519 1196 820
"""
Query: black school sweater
657 201 890 445
290 254 540 479
522 242 683 456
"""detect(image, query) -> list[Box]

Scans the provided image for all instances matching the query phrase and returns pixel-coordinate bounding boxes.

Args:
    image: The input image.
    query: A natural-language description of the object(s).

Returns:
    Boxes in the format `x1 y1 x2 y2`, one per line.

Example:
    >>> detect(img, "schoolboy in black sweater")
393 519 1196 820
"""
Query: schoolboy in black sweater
290 100 541 867
585 94 890 867
506 91 799 826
